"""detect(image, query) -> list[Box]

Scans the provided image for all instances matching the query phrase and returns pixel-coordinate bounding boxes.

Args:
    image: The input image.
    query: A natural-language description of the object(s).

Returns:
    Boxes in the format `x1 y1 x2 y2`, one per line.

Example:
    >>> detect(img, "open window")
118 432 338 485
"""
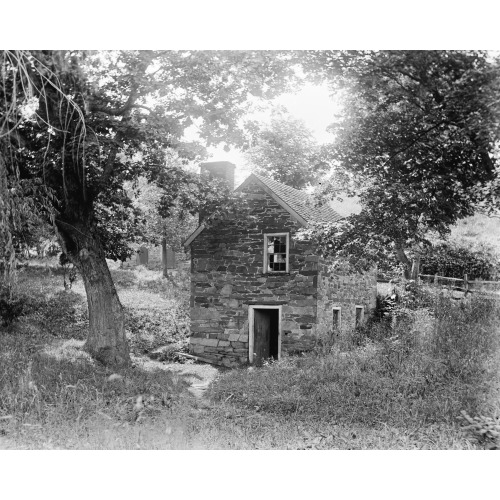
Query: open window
355 305 365 327
332 307 341 331
263 233 289 273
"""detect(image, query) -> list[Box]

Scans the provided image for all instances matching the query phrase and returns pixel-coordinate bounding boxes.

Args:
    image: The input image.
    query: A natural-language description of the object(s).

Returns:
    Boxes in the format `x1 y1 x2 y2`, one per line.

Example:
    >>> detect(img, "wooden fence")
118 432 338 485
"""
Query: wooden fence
378 273 500 299
419 273 500 295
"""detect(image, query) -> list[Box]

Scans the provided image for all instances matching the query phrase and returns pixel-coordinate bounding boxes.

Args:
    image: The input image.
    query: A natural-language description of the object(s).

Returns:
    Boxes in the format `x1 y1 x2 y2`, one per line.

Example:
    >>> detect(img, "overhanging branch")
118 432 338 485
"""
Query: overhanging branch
90 85 139 116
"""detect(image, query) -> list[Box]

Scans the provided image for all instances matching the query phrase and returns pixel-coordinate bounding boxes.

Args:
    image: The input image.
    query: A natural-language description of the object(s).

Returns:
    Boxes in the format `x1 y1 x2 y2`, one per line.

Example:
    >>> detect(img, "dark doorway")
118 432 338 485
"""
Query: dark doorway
253 308 280 366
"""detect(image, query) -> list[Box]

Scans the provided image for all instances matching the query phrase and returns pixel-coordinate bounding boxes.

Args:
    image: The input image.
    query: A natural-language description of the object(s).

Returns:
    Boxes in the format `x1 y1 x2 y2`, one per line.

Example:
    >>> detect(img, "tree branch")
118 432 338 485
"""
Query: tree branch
131 104 153 113
98 87 139 189
383 121 449 167
90 86 139 116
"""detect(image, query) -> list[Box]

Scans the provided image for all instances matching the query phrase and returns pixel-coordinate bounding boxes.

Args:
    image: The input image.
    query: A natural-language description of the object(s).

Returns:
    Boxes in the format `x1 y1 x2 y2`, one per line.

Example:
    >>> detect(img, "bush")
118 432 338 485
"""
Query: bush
0 285 27 326
59 253 78 290
34 291 89 339
0 281 89 338
421 242 500 280
125 306 189 356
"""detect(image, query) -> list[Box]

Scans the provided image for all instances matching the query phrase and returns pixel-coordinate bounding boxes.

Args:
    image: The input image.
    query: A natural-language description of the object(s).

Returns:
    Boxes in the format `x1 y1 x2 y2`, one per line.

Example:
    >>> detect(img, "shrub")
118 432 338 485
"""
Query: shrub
59 253 78 290
125 306 188 356
0 285 27 326
110 268 137 288
1 285 89 339
421 241 500 280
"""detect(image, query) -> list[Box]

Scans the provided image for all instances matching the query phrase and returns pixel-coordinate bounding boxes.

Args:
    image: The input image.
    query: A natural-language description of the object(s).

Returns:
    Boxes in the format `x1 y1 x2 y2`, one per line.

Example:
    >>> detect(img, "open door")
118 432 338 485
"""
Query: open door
250 307 280 366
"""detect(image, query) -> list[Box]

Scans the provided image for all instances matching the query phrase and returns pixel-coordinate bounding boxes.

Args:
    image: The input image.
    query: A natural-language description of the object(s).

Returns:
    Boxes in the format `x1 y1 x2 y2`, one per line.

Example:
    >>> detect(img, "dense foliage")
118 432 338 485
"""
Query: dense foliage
0 50 298 365
244 107 329 188
302 50 500 277
421 242 500 280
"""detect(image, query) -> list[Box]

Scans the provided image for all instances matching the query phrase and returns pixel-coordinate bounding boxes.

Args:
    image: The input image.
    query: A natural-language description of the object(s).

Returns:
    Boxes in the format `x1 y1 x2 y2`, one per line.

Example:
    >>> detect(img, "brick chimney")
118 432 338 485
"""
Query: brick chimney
200 161 235 191
199 161 236 224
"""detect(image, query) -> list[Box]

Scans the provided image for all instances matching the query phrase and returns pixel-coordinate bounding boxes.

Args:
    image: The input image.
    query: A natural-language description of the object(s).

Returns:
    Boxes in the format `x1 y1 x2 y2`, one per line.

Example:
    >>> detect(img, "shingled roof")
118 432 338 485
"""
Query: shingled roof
184 172 342 247
242 173 343 225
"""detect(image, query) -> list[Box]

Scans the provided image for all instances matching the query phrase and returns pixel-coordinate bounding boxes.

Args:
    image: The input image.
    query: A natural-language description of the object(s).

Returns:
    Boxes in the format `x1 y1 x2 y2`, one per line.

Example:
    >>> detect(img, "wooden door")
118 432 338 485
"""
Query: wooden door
253 309 271 366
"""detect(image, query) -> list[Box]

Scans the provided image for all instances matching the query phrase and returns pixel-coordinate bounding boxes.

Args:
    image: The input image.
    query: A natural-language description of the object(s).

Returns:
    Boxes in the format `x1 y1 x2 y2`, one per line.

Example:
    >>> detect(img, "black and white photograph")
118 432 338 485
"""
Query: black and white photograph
1 2 499 498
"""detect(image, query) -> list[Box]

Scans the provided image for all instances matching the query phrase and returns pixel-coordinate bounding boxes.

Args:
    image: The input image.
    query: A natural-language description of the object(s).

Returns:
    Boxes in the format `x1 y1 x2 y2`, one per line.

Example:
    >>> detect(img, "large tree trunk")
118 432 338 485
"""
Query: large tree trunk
395 244 412 279
395 243 421 280
56 221 130 367
410 253 421 280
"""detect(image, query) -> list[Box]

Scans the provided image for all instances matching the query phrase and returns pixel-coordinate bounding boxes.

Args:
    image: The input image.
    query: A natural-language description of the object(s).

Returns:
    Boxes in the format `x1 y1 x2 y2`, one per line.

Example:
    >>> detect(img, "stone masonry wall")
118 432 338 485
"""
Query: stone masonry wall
189 182 321 367
316 259 377 340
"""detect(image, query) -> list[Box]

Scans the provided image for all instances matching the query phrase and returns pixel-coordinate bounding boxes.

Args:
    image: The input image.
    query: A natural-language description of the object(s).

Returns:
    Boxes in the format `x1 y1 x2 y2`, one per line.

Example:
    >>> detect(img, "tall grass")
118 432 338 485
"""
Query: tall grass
210 290 500 447
0 262 195 448
0 331 195 449
3 264 498 449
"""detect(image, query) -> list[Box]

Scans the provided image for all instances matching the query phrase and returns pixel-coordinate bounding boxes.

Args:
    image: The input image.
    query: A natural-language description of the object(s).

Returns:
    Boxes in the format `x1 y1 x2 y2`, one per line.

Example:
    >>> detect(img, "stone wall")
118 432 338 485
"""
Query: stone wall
188 180 378 367
316 260 377 340
189 182 321 367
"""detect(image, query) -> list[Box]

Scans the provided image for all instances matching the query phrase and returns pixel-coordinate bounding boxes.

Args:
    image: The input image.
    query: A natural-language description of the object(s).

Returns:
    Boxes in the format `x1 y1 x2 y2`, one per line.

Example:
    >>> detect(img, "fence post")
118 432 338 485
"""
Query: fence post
464 273 468 293
434 273 438 285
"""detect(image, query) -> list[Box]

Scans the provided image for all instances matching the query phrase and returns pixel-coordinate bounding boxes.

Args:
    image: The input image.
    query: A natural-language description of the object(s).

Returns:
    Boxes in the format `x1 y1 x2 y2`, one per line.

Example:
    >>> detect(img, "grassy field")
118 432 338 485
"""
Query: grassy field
1 259 499 450
450 213 500 253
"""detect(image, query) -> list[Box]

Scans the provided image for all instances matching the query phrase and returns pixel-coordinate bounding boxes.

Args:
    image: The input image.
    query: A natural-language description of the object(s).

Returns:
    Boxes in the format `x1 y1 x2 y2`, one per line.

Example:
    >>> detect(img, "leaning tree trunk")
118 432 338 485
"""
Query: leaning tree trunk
395 244 412 279
395 243 421 281
56 221 130 367
410 253 421 280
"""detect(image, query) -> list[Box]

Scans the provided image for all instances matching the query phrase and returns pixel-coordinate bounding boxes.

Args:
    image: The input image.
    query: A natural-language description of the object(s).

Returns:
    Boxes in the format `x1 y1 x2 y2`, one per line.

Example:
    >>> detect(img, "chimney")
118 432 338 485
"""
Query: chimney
200 161 235 191
199 161 236 224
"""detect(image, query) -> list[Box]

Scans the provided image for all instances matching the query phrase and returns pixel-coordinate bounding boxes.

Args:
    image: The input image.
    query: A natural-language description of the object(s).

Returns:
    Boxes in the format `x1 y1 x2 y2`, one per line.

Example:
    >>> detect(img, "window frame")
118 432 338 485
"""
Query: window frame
332 307 342 331
263 232 290 274
355 305 365 327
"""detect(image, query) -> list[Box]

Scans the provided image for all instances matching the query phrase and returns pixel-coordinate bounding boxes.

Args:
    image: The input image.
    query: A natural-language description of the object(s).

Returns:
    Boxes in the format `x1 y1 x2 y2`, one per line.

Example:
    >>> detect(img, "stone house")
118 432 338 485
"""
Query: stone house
183 161 377 367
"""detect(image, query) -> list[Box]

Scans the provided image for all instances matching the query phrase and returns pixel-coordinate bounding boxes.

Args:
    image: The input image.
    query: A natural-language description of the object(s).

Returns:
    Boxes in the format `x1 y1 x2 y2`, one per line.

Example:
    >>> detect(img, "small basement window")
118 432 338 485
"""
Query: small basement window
355 305 365 327
332 307 341 331
264 233 289 273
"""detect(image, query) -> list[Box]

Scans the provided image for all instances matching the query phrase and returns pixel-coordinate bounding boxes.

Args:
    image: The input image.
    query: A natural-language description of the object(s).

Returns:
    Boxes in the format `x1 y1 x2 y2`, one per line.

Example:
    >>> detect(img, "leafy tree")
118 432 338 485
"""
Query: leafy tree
302 50 500 278
0 50 297 366
124 153 199 274
244 107 329 189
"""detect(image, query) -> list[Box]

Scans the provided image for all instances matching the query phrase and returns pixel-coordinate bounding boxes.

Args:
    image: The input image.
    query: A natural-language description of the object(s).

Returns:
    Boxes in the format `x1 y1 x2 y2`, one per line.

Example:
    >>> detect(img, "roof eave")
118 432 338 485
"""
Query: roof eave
186 174 317 247
183 223 206 248
236 174 309 228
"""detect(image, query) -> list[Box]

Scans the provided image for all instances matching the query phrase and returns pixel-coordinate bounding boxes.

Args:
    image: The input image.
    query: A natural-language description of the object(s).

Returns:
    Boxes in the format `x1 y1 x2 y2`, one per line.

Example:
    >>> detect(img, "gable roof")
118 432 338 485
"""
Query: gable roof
183 172 343 247
241 173 343 225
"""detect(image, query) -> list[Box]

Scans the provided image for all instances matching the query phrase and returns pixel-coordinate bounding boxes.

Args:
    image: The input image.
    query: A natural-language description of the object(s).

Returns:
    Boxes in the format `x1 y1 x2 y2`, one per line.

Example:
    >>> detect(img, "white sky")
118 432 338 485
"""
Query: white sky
203 83 341 186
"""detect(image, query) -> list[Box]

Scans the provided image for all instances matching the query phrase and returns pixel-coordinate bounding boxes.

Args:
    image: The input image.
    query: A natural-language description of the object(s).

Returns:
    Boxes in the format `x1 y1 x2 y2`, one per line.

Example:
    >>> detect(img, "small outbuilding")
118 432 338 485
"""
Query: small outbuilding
183 161 376 367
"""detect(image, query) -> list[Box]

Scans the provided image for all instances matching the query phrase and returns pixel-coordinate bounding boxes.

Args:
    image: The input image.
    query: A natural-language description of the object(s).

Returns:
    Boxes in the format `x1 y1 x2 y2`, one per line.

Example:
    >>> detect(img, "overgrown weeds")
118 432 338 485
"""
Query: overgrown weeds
2 264 498 449
210 289 500 447
0 331 194 448
108 265 190 357
2 261 190 356
0 261 197 448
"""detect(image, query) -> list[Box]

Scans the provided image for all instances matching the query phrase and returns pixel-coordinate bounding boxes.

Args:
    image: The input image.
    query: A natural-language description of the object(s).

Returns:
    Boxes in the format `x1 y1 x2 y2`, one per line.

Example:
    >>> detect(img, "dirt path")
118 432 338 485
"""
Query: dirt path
41 339 220 398
131 355 220 398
